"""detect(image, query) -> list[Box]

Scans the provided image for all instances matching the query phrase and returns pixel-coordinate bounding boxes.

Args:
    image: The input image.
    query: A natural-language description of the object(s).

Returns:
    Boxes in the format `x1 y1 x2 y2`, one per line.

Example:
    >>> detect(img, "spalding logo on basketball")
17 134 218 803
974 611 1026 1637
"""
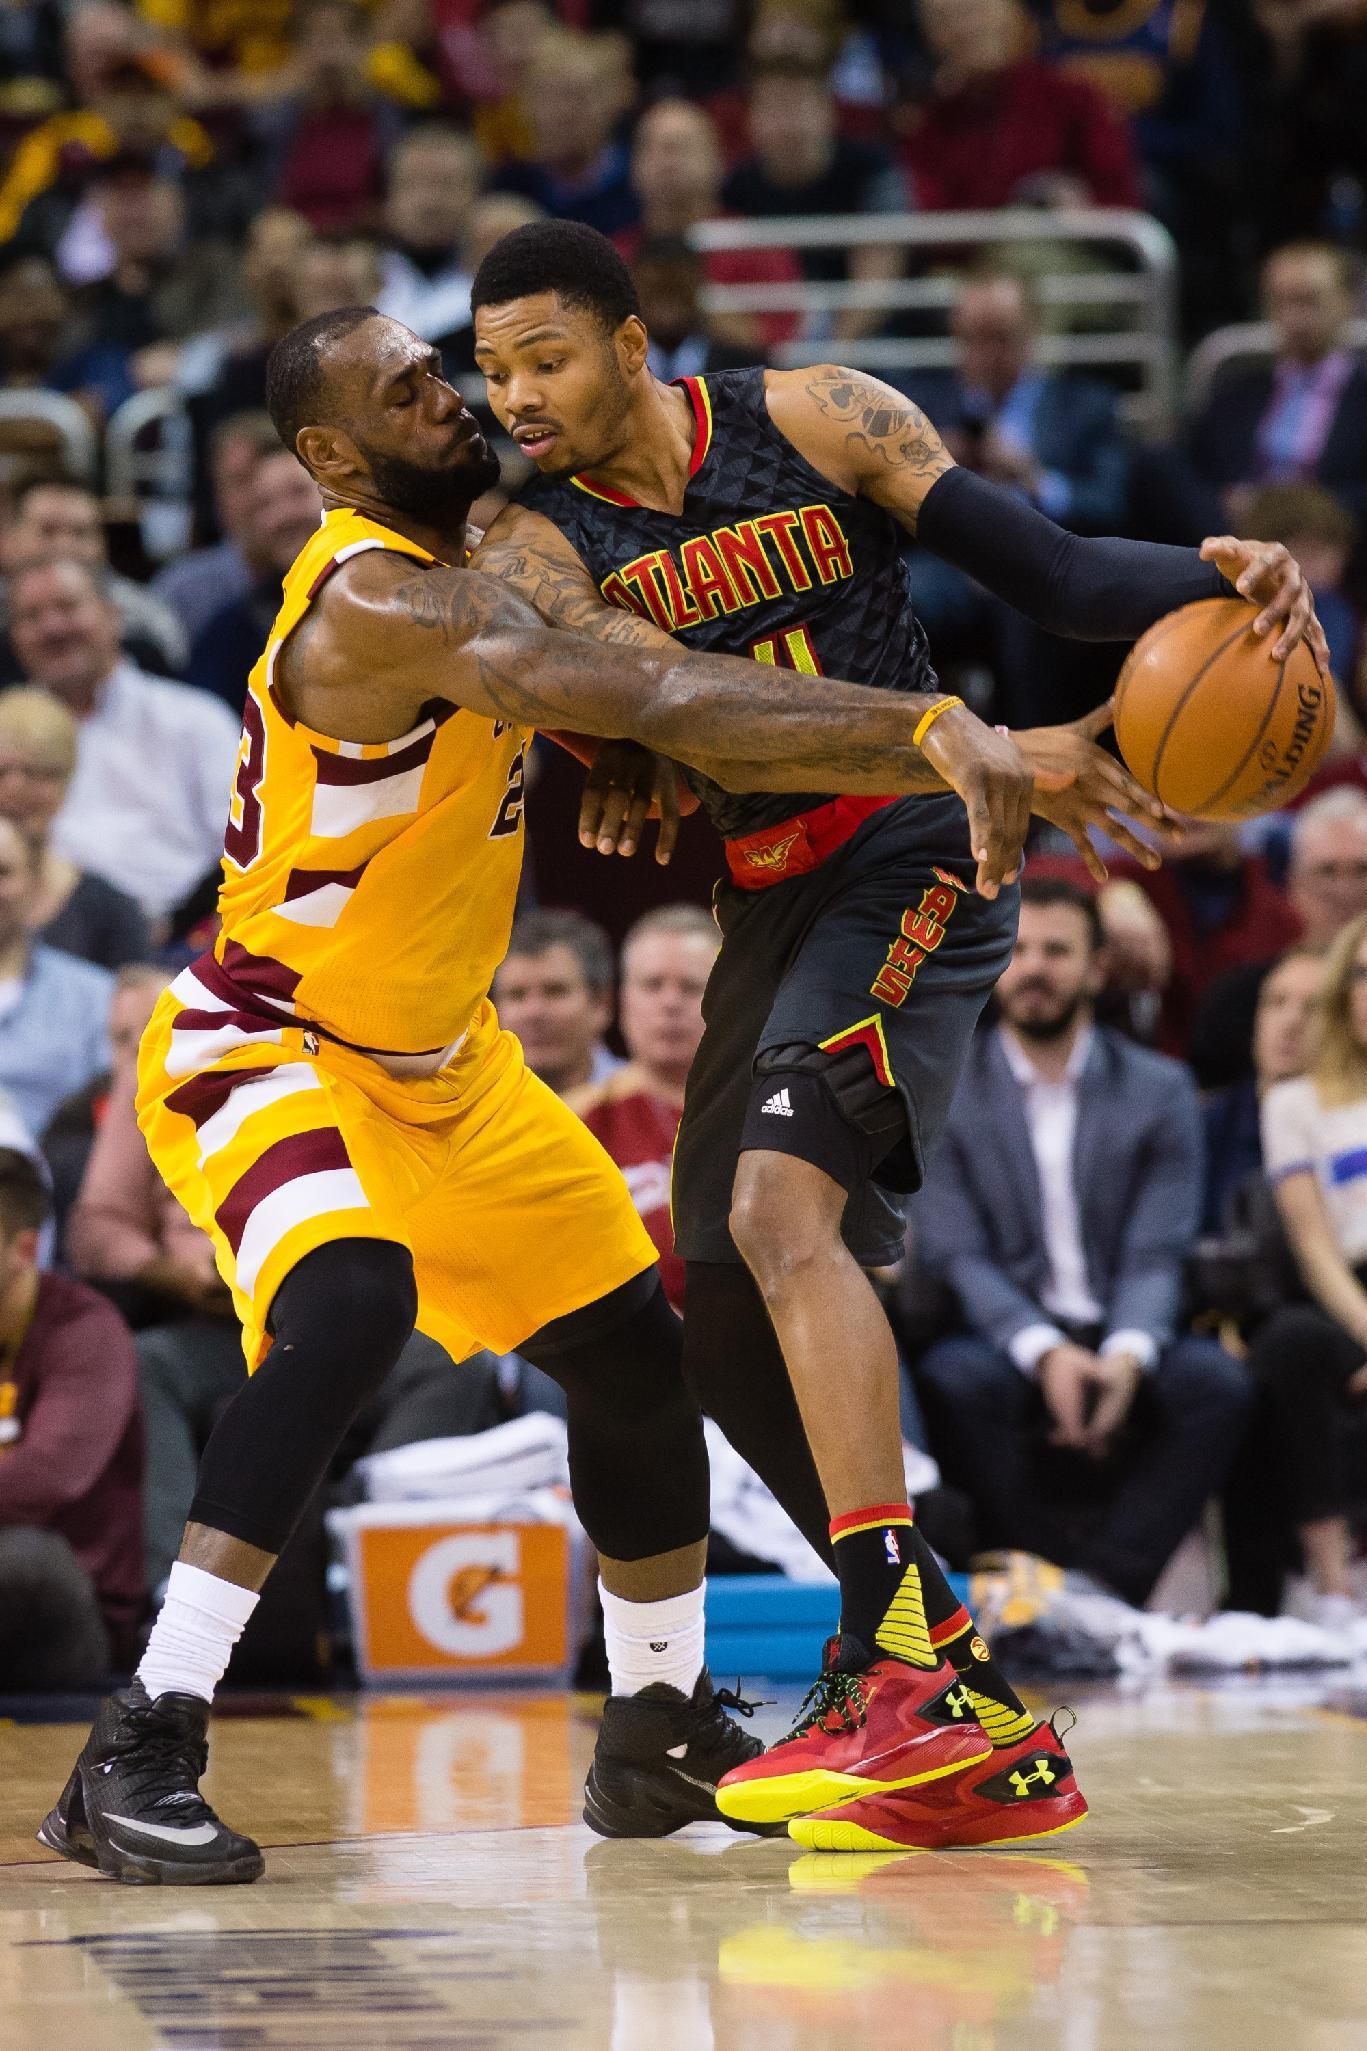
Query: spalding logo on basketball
1113 597 1336 821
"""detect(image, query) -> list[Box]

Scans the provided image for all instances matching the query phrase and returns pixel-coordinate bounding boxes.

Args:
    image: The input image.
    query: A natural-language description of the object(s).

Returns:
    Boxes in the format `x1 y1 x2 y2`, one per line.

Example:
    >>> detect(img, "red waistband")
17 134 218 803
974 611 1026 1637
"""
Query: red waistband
724 794 897 889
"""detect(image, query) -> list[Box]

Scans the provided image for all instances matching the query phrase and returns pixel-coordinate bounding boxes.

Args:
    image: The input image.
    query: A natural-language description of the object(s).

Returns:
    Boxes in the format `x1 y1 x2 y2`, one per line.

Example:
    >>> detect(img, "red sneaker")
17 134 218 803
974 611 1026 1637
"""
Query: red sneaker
788 1712 1088 1851
714 1634 991 1828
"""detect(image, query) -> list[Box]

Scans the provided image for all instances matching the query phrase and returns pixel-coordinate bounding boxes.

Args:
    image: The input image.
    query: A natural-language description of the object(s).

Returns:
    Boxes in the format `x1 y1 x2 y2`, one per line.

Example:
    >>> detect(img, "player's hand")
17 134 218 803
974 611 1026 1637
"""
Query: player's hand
1014 701 1173 881
1199 535 1332 680
919 705 1033 899
578 739 680 866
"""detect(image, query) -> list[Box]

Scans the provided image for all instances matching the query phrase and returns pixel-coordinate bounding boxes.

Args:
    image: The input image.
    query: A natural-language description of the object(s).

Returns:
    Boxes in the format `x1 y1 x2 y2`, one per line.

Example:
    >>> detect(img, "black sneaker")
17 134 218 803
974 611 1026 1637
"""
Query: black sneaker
37 1680 264 1885
584 1667 774 1838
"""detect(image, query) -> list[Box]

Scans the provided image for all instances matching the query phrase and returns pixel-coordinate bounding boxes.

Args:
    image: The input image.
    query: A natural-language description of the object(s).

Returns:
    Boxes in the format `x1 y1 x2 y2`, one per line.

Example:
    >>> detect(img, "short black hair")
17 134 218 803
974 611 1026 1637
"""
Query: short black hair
1019 875 1105 951
265 305 381 455
0 1148 50 1235
499 908 615 995
470 222 640 334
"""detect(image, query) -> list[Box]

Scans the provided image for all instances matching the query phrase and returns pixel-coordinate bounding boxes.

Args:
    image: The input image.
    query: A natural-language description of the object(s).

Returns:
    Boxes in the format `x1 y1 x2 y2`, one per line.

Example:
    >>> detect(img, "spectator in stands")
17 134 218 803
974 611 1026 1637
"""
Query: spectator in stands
44 960 165 1239
0 1147 143 1688
1287 788 1367 951
1187 243 1367 529
263 0 405 232
1244 482 1360 684
1254 911 1367 1630
0 815 113 1141
899 0 1141 212
0 689 150 971
723 57 910 341
378 124 484 348
186 450 323 710
570 904 719 1311
0 9 216 250
914 878 1250 1605
632 239 757 382
492 909 622 1096
291 232 387 325
150 411 282 643
1203 944 1324 1232
57 155 245 418
1 474 187 677
496 32 638 240
0 253 78 404
618 98 802 353
914 268 1131 530
177 207 312 465
1119 818 1302 1056
6 558 239 922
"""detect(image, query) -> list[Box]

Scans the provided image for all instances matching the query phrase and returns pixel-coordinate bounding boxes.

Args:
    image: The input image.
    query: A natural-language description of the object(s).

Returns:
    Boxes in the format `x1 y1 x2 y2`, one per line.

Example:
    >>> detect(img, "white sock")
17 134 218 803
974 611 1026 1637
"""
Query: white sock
599 1579 706 1699
136 1561 261 1704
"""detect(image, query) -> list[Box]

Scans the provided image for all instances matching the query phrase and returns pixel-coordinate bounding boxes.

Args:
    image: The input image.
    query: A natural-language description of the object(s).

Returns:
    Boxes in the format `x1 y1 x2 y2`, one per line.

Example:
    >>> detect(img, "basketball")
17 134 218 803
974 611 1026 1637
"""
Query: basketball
1113 597 1336 820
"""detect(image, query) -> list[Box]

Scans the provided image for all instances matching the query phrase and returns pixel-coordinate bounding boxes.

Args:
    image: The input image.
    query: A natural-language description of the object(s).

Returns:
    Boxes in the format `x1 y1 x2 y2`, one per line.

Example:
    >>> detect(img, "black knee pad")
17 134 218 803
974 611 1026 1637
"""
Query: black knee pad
191 1238 419 1556
268 1238 418 1399
739 1039 908 1194
524 1275 709 1561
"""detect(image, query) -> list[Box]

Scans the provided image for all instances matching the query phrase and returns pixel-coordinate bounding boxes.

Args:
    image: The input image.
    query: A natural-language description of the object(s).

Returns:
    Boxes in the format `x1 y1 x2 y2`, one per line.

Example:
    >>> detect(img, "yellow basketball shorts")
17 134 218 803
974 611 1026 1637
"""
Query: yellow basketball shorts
137 985 657 1371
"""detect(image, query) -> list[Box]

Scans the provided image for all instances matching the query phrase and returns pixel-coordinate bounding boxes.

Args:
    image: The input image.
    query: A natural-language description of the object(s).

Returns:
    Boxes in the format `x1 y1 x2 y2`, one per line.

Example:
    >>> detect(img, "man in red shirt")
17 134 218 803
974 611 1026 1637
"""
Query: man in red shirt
0 1147 144 1688
900 0 1141 212
571 905 719 1313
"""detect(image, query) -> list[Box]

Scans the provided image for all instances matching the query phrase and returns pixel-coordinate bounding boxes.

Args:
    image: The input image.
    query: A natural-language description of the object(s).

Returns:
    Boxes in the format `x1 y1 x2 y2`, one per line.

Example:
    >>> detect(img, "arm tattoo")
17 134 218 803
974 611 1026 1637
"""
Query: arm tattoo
473 536 668 650
804 368 952 482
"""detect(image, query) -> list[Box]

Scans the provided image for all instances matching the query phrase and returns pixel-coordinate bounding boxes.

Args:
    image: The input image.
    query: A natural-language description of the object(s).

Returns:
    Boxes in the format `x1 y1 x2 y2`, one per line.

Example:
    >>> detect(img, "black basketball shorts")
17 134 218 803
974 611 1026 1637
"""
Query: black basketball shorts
670 794 1020 1269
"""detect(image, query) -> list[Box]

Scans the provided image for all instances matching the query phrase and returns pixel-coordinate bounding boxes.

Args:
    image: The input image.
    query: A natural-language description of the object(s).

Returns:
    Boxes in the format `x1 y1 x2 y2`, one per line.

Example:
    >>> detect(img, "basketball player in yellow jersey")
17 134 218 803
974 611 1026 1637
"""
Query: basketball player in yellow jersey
40 303 1065 1885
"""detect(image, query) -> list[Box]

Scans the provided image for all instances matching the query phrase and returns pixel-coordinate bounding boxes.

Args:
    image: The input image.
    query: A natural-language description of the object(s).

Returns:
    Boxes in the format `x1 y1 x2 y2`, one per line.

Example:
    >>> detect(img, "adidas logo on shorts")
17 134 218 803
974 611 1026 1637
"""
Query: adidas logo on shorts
760 1088 794 1117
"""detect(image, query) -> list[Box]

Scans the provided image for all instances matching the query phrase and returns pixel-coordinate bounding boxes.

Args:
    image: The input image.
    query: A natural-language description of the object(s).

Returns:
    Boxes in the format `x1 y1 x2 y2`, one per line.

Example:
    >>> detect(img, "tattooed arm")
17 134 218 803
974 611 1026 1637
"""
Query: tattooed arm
764 365 955 532
299 546 1033 897
470 500 951 797
765 365 1327 666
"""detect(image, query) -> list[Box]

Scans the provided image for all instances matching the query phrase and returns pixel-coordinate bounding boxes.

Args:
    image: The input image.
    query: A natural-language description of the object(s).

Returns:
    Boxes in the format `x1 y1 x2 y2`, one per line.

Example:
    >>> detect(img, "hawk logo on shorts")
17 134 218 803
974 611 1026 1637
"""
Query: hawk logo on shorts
743 826 802 875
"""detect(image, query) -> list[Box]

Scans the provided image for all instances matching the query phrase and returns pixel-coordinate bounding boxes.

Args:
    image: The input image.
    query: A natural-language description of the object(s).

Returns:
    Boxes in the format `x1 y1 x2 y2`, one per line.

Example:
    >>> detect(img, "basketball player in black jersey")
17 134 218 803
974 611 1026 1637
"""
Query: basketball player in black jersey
469 222 1327 1850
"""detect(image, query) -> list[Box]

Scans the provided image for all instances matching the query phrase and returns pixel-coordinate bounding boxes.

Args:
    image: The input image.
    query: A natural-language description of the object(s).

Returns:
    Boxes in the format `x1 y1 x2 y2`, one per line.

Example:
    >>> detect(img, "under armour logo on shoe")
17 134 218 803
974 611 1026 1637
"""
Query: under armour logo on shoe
1008 1759 1058 1797
944 1685 975 1720
761 1088 794 1117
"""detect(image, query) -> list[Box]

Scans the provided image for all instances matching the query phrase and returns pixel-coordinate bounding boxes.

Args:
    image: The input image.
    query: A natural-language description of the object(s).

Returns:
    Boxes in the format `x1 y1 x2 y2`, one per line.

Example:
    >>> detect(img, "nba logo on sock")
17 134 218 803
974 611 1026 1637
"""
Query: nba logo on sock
883 1528 901 1565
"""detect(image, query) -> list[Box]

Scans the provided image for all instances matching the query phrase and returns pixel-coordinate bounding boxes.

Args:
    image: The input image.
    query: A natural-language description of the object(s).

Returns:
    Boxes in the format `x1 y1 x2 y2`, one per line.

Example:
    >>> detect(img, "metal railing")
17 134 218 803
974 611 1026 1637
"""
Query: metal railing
1187 317 1367 412
0 390 98 478
691 208 1181 439
106 387 196 559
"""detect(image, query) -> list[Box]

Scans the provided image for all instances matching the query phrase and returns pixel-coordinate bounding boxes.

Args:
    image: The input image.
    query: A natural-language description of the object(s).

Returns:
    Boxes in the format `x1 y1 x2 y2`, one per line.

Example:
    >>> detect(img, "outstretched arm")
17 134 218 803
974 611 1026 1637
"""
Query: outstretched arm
317 544 1032 896
765 366 1329 674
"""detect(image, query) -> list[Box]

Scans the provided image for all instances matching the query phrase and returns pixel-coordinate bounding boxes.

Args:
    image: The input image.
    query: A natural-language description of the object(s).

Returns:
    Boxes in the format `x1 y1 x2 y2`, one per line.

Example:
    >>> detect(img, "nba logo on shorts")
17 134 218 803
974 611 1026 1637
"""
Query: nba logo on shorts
883 1528 901 1566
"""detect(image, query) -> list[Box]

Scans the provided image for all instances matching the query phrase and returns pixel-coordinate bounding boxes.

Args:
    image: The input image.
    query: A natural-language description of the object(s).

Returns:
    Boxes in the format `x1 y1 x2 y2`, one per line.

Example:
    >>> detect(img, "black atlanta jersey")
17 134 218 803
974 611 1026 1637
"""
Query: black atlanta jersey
516 367 938 842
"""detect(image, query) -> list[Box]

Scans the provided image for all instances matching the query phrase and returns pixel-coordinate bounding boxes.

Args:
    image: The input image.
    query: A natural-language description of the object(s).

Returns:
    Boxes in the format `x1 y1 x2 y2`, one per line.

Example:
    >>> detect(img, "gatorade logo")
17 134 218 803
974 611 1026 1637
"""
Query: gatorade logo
1008 1759 1058 1798
650 1640 668 1652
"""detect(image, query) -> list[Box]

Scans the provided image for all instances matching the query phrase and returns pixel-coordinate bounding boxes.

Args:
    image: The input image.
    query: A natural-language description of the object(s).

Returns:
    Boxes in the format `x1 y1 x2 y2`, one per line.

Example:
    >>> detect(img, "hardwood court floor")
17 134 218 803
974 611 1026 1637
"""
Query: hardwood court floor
3 1677 1367 2051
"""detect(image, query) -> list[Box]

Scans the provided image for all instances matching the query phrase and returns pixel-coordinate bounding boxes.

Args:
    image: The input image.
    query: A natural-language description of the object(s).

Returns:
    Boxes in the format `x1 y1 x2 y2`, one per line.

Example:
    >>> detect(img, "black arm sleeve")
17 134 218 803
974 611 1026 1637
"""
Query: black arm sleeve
915 465 1235 642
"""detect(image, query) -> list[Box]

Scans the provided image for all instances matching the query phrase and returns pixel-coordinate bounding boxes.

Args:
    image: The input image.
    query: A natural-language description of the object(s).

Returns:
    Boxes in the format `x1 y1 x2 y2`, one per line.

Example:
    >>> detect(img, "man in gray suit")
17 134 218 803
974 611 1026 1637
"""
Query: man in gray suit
914 877 1249 1606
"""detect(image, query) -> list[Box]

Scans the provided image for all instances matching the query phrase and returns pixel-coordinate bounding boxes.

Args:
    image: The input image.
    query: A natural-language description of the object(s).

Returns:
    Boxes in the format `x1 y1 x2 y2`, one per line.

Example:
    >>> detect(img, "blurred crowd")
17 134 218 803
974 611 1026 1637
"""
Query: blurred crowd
7 0 1367 1687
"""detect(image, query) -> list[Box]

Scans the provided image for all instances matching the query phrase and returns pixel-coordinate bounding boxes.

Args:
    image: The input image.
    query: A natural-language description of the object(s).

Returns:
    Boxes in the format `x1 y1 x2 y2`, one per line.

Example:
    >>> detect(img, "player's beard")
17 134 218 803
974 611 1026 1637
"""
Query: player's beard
360 438 501 522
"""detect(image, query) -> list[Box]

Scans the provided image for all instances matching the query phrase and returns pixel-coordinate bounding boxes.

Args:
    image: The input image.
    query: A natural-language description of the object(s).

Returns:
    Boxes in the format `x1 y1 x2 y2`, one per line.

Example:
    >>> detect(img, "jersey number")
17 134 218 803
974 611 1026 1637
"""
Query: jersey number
750 623 823 674
489 746 526 839
224 694 267 870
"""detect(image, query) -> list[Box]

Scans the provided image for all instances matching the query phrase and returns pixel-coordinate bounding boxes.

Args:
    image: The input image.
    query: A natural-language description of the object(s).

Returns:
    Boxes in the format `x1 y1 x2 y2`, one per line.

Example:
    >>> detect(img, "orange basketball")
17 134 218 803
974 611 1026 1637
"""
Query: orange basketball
1113 597 1336 820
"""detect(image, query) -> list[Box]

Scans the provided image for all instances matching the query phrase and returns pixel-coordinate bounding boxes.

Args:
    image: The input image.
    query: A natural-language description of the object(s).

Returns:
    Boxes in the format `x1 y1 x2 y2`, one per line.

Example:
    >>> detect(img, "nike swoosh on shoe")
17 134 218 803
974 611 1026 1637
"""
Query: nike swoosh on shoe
104 1815 223 1847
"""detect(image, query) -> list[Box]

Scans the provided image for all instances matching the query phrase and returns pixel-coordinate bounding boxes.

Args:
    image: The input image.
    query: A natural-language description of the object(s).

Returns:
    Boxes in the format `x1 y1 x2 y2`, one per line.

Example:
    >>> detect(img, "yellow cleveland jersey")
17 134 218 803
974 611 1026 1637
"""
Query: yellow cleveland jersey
212 506 529 1056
